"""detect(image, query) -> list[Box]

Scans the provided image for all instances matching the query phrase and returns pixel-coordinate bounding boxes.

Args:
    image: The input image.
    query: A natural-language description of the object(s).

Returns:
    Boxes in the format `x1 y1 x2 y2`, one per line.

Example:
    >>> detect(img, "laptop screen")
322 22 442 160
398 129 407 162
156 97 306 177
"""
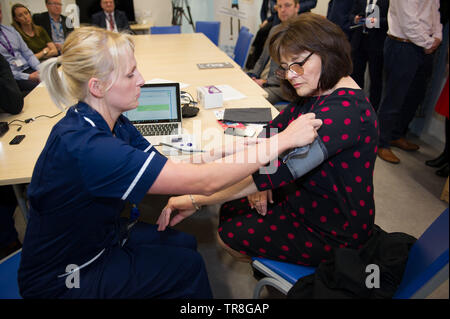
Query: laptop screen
123 83 181 124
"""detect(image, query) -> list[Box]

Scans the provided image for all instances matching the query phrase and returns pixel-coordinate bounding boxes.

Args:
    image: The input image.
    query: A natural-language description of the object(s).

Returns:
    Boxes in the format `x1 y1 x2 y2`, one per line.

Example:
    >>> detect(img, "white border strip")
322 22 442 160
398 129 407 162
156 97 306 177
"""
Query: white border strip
121 152 156 200
83 116 96 127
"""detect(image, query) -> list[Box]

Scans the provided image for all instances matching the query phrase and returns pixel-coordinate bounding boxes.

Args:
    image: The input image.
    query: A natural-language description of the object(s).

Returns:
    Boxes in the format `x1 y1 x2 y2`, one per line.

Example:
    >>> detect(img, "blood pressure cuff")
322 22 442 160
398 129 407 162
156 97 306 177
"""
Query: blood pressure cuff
281 137 328 180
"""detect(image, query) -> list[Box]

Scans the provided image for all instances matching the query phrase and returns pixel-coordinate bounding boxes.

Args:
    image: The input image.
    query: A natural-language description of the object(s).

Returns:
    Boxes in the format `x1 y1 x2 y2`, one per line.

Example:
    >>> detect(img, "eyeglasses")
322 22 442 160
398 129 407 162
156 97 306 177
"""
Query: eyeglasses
276 52 314 79
47 2 62 6
274 3 293 10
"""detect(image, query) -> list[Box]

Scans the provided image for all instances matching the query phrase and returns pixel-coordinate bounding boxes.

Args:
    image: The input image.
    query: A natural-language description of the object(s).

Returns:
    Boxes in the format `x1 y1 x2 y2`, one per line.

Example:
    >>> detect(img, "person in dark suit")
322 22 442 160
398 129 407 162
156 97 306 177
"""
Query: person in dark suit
0 53 24 114
91 0 131 33
349 0 389 111
0 54 23 260
327 0 354 40
32 0 74 53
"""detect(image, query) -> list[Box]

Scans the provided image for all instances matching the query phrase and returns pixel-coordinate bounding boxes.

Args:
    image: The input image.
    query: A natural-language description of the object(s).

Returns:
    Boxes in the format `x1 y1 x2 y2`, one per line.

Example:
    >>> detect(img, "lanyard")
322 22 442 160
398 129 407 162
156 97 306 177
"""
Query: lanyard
50 17 64 37
366 0 378 15
0 27 15 57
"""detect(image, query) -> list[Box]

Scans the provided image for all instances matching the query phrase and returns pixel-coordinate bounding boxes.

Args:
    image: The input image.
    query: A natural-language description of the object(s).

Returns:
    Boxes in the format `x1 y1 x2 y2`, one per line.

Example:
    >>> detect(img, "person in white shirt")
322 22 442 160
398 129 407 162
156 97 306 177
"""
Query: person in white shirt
0 3 40 95
377 0 442 164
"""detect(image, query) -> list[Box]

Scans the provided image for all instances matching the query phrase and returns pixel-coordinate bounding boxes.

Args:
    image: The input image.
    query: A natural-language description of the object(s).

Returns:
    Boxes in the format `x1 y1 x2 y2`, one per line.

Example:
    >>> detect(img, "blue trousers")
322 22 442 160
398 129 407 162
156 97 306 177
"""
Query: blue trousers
378 37 434 148
63 222 213 299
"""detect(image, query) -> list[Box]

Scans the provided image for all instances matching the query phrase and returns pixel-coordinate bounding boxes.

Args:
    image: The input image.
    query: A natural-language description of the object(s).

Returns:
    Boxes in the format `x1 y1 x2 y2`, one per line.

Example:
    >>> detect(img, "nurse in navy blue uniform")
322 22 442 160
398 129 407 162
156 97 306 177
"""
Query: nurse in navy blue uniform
17 26 322 298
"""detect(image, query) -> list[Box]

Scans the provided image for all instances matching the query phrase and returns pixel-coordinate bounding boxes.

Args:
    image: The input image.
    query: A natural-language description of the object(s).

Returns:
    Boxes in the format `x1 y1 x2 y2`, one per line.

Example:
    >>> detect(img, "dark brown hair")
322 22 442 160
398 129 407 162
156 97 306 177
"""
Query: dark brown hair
269 13 353 99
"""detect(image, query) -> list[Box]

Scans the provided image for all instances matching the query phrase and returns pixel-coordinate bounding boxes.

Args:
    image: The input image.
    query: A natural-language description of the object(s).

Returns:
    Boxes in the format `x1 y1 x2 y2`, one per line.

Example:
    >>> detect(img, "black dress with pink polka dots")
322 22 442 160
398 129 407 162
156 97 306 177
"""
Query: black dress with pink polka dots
218 88 379 266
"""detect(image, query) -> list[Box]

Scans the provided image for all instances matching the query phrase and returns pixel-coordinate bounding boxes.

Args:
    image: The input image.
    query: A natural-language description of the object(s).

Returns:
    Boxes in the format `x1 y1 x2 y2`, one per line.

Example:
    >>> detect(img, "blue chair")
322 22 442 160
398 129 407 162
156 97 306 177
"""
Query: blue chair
252 208 449 299
394 207 449 298
240 26 250 33
0 250 22 299
195 21 220 46
252 258 315 298
150 25 181 34
233 28 254 68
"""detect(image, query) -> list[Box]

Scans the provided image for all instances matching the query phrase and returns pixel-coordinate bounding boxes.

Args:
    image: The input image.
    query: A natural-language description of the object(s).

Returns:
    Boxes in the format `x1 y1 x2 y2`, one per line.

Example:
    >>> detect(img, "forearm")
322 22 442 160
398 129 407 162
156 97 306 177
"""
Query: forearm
201 135 288 193
47 43 58 57
193 176 258 207
151 135 288 195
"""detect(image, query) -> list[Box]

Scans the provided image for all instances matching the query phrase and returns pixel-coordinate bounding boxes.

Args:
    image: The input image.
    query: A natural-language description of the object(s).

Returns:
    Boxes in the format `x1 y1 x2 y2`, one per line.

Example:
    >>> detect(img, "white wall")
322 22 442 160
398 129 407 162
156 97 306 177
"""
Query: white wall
133 0 171 27
312 0 329 16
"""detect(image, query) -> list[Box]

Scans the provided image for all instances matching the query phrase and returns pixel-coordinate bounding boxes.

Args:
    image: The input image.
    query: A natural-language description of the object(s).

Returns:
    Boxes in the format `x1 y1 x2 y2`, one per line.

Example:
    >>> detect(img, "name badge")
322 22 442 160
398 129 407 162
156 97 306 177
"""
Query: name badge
12 58 24 67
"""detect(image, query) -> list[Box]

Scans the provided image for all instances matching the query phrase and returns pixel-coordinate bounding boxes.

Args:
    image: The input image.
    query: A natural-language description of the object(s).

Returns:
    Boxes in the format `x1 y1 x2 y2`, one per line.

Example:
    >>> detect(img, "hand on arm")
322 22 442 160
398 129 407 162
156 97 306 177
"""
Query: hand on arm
46 42 59 58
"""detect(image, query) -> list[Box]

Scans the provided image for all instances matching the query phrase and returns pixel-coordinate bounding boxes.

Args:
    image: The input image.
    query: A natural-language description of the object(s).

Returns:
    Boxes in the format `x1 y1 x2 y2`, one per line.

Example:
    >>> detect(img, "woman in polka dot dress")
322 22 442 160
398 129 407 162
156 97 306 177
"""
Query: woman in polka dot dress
157 13 379 267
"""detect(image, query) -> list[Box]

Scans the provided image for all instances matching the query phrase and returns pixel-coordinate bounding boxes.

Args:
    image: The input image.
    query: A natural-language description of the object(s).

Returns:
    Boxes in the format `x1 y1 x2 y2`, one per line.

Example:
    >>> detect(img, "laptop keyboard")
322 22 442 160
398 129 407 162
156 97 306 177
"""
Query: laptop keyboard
135 123 179 136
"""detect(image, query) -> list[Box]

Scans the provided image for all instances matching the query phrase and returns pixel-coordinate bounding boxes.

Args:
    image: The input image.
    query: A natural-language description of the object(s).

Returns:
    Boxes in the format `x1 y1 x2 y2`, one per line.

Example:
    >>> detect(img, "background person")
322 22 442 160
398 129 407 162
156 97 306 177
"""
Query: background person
349 0 389 111
247 0 300 106
376 0 442 164
0 3 40 96
91 0 131 33
33 0 74 53
0 53 24 260
11 3 58 61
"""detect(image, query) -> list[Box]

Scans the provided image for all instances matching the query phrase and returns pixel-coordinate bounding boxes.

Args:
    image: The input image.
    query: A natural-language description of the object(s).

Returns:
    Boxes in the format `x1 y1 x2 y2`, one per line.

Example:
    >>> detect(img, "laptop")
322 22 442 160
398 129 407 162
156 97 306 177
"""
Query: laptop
123 83 182 146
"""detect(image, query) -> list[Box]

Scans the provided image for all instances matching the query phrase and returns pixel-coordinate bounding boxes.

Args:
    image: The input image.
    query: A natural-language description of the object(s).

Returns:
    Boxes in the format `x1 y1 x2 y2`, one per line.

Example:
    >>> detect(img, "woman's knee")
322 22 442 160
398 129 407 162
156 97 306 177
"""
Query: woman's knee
216 232 252 263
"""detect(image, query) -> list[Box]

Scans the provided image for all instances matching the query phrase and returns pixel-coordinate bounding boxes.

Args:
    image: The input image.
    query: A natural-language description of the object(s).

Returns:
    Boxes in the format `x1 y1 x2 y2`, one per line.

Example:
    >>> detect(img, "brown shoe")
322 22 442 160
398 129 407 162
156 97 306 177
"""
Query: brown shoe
378 148 400 164
390 138 420 151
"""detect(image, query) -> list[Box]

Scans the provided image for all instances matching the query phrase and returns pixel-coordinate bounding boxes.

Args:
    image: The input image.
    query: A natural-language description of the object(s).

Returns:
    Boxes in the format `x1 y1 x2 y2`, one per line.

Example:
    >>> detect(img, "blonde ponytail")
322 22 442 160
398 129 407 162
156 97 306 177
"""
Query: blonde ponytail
39 57 72 111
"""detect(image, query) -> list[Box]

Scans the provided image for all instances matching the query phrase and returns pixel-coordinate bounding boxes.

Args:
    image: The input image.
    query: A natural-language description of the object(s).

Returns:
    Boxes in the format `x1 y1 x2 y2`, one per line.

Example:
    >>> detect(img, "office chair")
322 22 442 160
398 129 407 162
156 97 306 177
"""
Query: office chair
150 25 181 34
252 208 449 299
240 26 250 33
0 249 22 299
393 207 449 298
233 28 253 68
195 21 220 46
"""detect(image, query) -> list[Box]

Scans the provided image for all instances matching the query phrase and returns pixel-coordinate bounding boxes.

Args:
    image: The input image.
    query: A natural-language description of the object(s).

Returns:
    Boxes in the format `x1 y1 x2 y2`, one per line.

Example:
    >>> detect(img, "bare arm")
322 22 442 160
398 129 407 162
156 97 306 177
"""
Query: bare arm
34 43 58 60
148 113 322 196
157 176 258 230
45 42 59 58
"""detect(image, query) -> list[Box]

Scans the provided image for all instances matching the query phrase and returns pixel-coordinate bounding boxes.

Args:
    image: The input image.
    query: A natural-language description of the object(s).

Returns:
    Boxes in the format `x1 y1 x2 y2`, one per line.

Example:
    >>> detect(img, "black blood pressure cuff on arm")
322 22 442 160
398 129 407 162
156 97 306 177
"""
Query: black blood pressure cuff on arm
281 137 328 179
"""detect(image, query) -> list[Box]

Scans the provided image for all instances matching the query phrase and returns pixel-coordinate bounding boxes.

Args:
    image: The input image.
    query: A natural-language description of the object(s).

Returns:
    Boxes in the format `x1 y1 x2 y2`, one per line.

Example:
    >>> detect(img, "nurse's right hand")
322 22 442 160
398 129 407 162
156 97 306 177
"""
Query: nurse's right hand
278 113 322 149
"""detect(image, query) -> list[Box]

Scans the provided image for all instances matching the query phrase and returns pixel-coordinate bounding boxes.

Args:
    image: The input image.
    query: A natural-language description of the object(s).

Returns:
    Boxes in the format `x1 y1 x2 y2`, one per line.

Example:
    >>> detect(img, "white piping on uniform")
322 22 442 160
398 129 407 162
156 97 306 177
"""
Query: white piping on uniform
57 248 105 278
144 145 152 153
121 151 155 200
83 117 96 127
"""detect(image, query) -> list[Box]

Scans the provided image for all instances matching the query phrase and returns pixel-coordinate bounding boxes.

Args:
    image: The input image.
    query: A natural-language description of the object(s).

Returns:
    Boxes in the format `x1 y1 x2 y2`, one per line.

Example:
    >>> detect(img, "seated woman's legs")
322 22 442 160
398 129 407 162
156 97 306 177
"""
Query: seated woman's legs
217 197 332 266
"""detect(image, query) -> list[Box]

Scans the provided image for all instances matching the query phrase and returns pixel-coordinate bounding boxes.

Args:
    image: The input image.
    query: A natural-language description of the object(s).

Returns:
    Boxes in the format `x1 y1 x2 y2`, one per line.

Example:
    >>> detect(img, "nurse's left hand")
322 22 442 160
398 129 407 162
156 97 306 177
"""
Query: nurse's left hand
157 195 197 231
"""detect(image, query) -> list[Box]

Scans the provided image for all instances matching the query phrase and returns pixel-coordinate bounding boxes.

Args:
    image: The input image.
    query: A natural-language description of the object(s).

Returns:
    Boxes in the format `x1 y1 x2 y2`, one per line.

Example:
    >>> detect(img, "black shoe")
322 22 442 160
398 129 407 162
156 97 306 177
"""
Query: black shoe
425 153 448 168
436 164 449 177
